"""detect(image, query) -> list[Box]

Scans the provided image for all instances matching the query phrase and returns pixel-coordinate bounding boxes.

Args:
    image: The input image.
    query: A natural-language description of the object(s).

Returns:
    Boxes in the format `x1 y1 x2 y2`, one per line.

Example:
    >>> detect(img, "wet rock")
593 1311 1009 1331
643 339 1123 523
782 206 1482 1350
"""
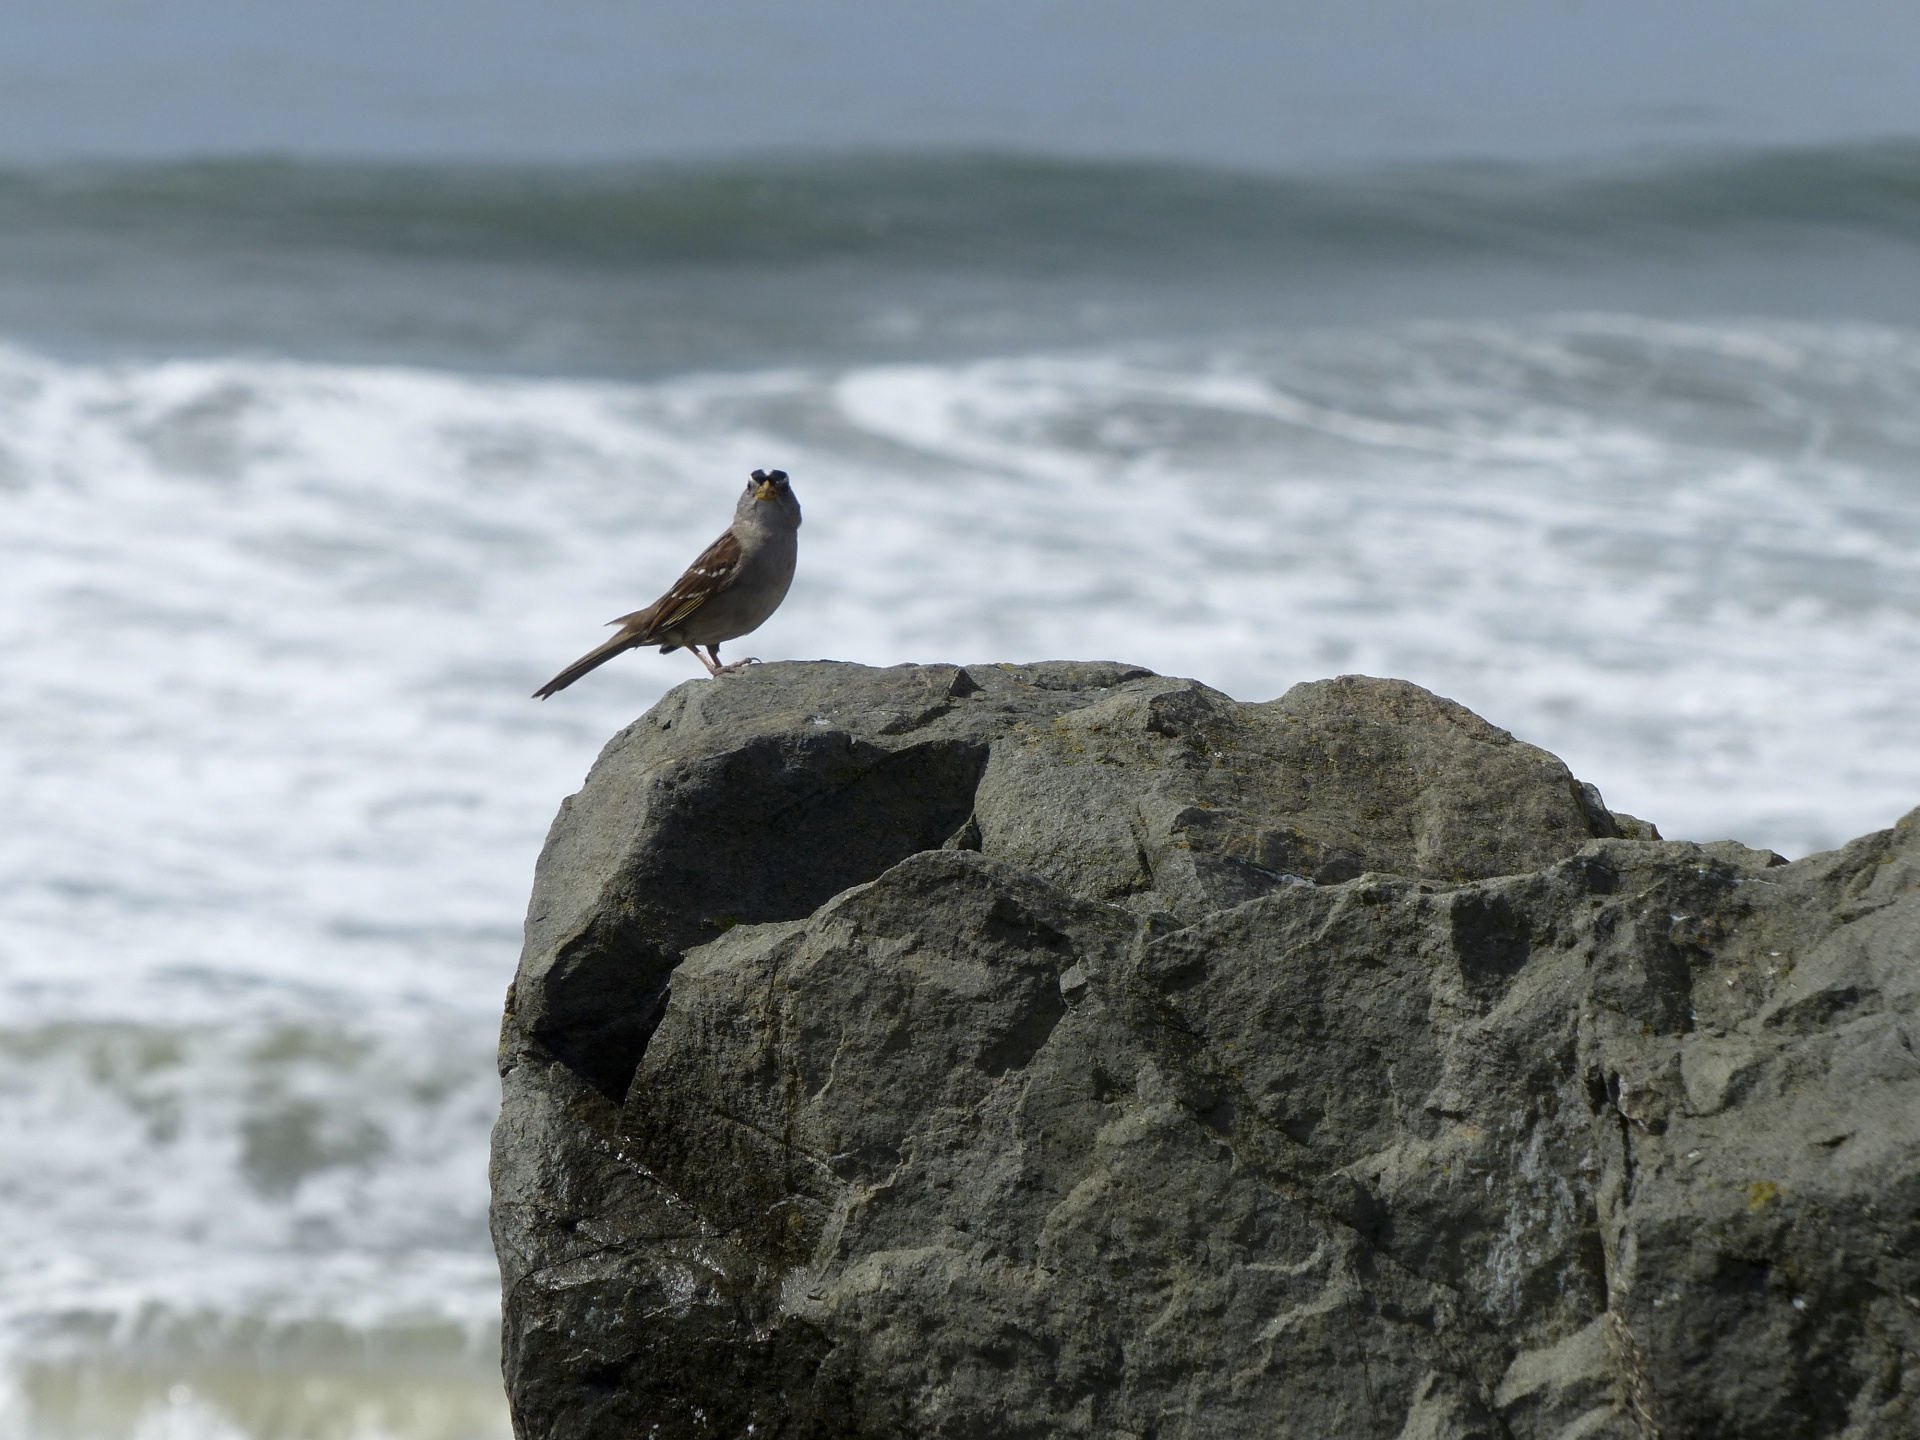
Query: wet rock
491 662 1920 1439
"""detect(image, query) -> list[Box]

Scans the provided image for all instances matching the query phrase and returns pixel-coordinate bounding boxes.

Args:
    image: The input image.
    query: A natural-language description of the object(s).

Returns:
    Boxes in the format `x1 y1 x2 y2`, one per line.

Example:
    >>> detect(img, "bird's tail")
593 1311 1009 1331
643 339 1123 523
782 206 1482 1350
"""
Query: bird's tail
532 629 645 699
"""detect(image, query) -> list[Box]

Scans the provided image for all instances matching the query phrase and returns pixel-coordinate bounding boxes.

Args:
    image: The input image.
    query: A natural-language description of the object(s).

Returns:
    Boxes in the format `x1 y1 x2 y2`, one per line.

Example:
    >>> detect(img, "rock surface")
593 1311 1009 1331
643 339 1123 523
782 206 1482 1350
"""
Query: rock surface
491 662 1920 1440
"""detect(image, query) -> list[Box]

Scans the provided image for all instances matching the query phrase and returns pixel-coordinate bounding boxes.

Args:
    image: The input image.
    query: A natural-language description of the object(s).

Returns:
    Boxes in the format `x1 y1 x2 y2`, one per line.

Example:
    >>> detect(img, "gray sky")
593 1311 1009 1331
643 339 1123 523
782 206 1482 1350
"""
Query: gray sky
2 1 1918 167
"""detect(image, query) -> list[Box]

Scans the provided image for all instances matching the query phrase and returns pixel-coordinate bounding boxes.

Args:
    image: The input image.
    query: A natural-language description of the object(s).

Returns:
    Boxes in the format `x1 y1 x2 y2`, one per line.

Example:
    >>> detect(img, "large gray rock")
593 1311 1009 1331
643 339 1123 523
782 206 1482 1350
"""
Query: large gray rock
491 662 1920 1440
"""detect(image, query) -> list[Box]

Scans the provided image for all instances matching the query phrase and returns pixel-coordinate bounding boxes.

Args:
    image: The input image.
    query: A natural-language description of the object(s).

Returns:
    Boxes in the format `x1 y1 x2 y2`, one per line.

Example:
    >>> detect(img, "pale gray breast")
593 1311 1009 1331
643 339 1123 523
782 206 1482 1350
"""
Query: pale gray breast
681 524 797 643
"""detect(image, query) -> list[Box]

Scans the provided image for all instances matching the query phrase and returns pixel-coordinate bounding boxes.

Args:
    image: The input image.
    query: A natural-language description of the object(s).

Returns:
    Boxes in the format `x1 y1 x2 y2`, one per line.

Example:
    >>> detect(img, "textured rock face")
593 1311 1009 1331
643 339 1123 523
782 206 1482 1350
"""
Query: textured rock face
491 662 1920 1440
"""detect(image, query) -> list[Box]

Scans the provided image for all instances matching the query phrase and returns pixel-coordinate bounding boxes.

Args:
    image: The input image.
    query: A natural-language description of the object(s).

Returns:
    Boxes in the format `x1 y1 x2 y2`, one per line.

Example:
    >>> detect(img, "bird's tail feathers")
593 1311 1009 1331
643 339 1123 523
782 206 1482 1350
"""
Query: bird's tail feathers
532 629 644 699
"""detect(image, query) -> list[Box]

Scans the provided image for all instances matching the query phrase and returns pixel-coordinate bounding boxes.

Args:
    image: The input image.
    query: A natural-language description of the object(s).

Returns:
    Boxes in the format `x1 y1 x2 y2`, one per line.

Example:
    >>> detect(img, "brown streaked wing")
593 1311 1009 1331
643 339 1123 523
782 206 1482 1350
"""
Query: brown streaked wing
612 528 743 641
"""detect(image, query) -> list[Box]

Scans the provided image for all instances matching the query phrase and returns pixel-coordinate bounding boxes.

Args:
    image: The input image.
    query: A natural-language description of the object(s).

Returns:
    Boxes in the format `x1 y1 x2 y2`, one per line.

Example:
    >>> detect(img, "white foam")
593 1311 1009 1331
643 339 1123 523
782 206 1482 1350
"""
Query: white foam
1 316 1917 1429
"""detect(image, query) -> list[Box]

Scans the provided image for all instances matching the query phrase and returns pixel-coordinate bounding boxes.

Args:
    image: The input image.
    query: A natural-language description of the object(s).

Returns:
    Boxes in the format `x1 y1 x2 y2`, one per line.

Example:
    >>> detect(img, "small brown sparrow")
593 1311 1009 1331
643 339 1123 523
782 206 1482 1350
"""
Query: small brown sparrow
533 469 801 698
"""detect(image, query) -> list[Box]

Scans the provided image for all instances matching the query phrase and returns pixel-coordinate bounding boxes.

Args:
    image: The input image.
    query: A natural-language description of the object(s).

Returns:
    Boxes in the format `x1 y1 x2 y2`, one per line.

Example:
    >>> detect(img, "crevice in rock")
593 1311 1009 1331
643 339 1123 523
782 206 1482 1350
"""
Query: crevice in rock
537 734 992 1100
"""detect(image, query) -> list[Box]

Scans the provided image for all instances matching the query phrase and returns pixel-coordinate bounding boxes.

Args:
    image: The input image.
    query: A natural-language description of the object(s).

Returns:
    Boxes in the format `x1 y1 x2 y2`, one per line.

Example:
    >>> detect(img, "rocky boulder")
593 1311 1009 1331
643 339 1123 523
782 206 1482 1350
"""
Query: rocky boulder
490 662 1919 1439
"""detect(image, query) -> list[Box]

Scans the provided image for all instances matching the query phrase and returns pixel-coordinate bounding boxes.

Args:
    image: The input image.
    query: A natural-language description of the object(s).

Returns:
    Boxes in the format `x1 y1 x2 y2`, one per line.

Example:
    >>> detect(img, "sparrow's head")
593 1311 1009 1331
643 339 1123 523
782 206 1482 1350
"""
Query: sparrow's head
744 468 802 527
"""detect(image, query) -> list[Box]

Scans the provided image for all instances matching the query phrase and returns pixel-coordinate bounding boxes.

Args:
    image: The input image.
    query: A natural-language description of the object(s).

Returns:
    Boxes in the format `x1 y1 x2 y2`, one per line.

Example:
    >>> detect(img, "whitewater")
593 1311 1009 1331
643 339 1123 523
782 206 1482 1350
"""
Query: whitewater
3 184 1920 1436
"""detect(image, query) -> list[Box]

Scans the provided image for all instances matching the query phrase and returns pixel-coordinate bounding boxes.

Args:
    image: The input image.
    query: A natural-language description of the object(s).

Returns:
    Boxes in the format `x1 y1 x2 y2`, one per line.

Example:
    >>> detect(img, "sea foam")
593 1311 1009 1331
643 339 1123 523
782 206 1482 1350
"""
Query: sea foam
1 313 1917 1435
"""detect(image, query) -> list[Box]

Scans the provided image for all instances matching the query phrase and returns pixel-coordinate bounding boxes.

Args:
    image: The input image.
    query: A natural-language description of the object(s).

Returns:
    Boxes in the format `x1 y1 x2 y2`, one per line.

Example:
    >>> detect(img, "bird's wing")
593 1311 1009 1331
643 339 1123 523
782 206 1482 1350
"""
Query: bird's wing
612 528 744 640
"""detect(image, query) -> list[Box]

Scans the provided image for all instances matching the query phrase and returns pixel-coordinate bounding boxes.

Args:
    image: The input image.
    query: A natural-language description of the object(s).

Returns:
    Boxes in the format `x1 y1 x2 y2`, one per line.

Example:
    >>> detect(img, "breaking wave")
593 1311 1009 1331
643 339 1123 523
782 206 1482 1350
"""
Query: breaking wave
3 304 1919 1435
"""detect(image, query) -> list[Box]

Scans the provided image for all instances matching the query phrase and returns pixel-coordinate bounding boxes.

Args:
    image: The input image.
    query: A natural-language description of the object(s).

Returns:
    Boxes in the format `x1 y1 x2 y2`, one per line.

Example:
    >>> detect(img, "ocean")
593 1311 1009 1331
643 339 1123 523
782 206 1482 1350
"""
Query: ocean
3 144 1920 1438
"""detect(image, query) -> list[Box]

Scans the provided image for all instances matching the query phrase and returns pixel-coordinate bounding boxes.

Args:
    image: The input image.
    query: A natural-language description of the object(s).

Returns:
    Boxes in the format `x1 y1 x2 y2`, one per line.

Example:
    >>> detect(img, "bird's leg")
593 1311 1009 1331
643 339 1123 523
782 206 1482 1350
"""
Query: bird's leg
709 644 761 676
690 646 723 676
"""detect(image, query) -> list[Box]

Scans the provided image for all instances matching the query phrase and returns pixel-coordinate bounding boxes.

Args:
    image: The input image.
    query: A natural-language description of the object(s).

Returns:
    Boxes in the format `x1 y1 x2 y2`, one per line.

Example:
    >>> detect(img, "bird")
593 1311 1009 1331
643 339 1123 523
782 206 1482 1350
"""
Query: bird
533 469 801 698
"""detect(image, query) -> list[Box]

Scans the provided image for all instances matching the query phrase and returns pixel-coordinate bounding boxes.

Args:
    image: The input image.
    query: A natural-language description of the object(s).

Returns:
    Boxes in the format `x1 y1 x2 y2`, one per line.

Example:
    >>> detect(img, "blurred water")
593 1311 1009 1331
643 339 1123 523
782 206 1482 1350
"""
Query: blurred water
4 0 1919 167
5 149 1920 375
3 150 1920 1438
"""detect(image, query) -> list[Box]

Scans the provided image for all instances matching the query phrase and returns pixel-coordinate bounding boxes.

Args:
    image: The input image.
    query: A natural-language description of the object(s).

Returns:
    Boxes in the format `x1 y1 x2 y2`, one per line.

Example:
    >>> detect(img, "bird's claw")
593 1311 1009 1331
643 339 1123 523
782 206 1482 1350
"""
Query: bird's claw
712 657 761 676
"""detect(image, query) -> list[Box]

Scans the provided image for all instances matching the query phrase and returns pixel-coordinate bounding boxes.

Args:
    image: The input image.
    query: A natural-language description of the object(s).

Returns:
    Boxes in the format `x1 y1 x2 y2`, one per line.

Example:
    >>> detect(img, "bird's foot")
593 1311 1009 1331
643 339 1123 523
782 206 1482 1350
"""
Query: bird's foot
711 656 761 676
